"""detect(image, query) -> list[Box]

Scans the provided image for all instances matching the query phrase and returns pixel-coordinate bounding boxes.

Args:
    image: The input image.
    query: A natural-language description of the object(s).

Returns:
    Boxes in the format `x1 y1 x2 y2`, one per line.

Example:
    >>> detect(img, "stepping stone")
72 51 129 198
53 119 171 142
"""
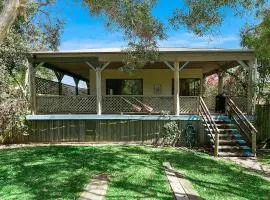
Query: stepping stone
79 173 109 200
163 162 201 200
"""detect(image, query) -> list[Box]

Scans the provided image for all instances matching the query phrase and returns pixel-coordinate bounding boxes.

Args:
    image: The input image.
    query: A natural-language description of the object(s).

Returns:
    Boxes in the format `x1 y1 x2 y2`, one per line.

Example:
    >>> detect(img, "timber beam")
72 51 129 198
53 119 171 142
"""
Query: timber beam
28 56 99 63
42 62 88 82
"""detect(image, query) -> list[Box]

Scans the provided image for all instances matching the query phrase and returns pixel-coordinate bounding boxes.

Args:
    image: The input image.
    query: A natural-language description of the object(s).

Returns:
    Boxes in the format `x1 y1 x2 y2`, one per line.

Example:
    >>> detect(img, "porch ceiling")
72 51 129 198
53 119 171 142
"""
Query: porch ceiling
42 61 239 81
29 48 255 81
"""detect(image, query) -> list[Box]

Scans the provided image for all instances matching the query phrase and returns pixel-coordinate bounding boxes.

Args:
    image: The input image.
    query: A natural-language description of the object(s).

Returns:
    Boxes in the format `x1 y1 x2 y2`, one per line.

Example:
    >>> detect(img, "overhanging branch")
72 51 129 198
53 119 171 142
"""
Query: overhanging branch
0 0 26 43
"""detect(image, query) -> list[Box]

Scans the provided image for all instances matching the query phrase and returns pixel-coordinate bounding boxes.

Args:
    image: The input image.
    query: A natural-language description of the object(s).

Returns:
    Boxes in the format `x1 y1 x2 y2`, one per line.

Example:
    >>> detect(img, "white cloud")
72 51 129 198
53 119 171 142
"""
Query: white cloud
60 32 240 50
60 38 126 50
158 33 240 48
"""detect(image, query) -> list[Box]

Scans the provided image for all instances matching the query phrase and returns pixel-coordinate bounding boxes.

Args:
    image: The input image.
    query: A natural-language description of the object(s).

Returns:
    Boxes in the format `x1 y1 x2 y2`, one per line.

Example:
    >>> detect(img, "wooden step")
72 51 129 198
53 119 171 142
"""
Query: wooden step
210 139 247 145
205 128 239 133
215 145 251 152
203 123 236 128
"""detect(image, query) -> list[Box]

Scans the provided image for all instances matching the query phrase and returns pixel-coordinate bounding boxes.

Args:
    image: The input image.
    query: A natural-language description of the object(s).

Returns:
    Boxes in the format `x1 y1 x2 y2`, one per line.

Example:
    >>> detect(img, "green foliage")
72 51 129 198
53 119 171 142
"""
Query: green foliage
170 0 265 36
0 0 63 143
83 0 165 69
241 7 270 103
161 121 181 146
181 123 197 148
224 66 249 96
0 99 28 144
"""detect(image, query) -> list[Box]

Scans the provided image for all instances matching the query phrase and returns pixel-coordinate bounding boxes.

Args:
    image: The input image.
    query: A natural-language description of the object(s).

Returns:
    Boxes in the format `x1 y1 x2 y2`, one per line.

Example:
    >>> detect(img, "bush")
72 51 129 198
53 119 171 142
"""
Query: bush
161 121 181 146
0 99 29 144
181 123 197 148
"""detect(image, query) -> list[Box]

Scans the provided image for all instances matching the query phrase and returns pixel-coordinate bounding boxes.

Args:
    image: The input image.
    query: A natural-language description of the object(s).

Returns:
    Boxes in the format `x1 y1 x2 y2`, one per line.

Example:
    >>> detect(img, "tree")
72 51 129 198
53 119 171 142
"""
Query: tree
1 1 267 68
0 0 63 143
241 8 270 103
0 0 25 43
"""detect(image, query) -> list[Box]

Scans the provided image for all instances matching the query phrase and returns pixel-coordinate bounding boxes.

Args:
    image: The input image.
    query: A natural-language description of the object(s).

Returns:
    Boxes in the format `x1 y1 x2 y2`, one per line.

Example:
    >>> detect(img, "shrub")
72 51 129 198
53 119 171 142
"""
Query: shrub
0 99 29 144
161 121 181 146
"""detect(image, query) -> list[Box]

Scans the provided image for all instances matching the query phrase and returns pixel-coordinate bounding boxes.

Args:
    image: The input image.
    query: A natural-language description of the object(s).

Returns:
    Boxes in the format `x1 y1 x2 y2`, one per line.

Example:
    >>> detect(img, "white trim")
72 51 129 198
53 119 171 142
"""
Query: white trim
179 61 190 71
164 61 174 71
85 61 96 71
237 60 249 68
101 62 110 71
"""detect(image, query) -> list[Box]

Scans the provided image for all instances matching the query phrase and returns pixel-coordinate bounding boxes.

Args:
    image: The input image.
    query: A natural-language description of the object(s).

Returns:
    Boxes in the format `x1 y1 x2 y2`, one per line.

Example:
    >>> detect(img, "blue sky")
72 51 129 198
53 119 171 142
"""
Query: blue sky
46 0 257 51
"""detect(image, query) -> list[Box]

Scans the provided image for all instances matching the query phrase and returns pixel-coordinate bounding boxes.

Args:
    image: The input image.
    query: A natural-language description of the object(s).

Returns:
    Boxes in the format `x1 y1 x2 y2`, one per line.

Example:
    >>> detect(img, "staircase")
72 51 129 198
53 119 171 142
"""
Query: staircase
199 96 257 157
205 115 254 157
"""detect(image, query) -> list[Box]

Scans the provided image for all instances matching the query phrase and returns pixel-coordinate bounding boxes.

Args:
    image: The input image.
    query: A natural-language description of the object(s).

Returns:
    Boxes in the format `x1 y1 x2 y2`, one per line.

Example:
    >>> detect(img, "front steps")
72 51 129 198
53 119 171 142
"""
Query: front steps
204 115 255 157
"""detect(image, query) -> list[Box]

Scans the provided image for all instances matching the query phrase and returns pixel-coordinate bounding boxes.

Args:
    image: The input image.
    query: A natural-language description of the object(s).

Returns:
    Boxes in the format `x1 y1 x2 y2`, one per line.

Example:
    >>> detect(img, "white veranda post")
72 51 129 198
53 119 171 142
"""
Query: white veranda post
86 62 110 115
28 61 36 114
164 61 189 116
237 59 257 115
96 68 102 115
174 62 180 116
248 59 257 115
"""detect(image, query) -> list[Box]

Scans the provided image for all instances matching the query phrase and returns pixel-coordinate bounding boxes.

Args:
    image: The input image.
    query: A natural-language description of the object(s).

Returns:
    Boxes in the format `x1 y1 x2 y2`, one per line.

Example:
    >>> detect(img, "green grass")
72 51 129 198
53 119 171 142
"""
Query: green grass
258 151 270 168
0 145 269 200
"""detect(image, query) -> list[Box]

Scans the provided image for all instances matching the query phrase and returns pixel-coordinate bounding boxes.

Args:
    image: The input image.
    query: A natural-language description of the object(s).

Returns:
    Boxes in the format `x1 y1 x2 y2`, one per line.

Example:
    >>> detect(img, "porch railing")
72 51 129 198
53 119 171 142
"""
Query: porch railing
36 95 199 114
36 95 96 114
226 97 257 154
103 95 174 114
199 97 219 156
203 96 248 113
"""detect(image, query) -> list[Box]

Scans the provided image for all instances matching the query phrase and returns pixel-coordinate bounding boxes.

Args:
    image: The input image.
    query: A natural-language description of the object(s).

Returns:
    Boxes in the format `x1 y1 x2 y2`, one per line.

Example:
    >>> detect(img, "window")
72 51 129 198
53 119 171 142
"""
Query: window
172 79 201 96
106 79 143 95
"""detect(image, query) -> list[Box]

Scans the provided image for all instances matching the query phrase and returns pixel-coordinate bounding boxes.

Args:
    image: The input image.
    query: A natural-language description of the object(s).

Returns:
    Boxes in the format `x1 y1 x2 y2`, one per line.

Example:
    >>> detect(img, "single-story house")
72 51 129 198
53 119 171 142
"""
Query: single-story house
25 48 258 156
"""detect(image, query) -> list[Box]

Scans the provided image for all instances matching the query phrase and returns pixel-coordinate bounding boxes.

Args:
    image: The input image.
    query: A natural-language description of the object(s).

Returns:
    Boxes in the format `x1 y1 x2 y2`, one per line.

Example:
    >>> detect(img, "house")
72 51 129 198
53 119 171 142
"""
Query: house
26 48 258 156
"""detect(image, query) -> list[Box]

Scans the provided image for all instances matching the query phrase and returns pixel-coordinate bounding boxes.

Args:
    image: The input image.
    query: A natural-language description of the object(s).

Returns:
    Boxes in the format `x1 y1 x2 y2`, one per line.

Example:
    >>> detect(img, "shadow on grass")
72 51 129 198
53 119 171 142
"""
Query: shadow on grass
151 148 270 200
0 146 172 200
0 145 270 200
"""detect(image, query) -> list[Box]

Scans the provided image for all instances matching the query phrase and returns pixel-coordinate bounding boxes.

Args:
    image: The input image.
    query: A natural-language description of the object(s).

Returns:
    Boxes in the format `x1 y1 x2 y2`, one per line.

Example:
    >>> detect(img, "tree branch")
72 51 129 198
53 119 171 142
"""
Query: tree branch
0 0 26 43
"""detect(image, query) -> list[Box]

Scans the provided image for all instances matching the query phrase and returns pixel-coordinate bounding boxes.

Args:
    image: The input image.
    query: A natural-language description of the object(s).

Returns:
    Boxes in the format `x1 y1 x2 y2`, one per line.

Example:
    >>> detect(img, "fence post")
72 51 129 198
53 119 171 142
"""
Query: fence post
252 130 256 155
28 61 37 114
214 131 219 157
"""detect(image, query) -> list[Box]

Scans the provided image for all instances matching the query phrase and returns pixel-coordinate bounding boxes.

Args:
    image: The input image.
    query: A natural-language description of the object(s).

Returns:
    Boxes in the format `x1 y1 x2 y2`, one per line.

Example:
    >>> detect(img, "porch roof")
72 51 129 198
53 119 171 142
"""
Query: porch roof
29 47 256 81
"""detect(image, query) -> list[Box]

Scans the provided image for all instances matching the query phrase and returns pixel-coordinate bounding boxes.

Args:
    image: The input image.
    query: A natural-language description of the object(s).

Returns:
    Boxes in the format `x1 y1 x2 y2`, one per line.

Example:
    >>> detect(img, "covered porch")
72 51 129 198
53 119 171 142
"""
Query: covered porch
28 48 257 116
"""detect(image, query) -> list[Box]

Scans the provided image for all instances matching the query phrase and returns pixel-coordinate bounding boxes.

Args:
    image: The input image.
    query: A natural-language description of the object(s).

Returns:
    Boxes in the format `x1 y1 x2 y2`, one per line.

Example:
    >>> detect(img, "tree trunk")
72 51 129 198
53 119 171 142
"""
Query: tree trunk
0 0 22 43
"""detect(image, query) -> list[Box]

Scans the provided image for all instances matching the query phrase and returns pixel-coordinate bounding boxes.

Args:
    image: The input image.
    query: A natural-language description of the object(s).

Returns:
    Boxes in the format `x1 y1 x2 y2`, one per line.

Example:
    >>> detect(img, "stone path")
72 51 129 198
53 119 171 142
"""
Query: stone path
163 162 201 200
222 157 270 181
79 174 109 200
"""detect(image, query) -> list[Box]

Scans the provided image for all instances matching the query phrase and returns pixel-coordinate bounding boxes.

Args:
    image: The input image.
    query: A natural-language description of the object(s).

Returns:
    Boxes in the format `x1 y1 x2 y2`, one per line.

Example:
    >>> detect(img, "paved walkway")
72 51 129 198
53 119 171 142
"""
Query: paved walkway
163 162 201 200
222 157 270 181
79 174 109 200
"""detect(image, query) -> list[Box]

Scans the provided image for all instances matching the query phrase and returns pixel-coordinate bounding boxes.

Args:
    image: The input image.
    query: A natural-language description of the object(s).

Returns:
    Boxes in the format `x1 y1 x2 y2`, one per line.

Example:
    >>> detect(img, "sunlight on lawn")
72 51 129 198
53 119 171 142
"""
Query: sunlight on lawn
0 146 269 200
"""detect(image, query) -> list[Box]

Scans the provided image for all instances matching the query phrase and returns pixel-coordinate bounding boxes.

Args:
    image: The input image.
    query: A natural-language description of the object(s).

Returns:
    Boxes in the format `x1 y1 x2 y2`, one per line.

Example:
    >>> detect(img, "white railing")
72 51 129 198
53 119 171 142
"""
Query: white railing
36 95 200 114
203 96 248 113
36 95 96 114
103 95 174 114
179 96 200 114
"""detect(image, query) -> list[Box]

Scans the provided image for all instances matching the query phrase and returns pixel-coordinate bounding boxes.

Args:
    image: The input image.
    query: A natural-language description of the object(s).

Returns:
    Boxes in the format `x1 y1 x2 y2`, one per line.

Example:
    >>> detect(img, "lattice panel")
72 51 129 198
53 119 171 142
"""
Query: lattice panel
36 77 59 95
37 95 96 114
179 96 199 114
231 96 248 113
203 96 216 111
103 96 174 114
36 77 88 96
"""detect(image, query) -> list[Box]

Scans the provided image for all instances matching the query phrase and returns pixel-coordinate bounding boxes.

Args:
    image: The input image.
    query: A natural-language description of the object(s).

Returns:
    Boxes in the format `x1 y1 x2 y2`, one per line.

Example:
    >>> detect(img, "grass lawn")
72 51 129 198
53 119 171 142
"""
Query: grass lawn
258 150 270 168
0 145 270 200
